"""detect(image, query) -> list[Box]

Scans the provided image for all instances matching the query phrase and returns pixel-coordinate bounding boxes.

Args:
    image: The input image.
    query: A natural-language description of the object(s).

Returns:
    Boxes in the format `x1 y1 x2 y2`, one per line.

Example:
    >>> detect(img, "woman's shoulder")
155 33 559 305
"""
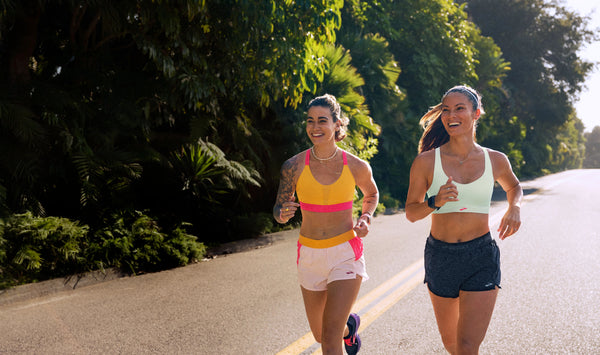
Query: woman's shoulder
343 150 376 185
412 148 436 166
281 150 308 172
482 146 509 163
343 149 371 171
481 146 513 174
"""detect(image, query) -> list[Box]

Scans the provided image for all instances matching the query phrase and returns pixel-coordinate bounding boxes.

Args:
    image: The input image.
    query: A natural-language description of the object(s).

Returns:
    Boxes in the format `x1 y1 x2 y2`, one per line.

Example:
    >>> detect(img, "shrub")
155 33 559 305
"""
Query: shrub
0 212 89 288
0 211 206 289
87 210 206 274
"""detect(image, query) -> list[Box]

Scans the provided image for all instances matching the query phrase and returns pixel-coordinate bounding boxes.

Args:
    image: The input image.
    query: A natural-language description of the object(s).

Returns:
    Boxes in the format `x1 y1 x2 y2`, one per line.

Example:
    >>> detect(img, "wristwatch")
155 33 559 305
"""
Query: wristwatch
427 195 440 210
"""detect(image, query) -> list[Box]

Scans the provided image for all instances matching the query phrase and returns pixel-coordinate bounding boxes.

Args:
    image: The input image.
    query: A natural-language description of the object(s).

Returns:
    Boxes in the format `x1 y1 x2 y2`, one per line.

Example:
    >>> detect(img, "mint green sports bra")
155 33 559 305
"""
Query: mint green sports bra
427 147 494 214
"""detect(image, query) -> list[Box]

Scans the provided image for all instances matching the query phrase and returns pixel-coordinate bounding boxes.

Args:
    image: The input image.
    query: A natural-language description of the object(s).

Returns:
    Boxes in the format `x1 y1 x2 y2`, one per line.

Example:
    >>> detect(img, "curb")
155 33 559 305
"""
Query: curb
0 268 127 307
0 232 295 307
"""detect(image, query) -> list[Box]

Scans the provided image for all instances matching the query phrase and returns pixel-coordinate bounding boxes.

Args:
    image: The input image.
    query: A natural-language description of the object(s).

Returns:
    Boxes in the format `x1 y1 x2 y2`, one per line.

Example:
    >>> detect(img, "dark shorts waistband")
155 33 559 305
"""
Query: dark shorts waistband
427 232 492 250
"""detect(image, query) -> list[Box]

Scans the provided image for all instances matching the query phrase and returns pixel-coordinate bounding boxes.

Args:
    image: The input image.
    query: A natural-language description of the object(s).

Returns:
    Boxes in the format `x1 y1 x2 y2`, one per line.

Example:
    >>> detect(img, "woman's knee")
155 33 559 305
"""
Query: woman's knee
456 337 481 355
312 331 322 344
320 332 341 353
440 336 457 354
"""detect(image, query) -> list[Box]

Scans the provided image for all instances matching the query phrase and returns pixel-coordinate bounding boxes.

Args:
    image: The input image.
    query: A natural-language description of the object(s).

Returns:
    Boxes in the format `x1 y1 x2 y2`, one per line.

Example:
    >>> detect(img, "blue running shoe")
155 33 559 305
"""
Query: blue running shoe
344 313 361 355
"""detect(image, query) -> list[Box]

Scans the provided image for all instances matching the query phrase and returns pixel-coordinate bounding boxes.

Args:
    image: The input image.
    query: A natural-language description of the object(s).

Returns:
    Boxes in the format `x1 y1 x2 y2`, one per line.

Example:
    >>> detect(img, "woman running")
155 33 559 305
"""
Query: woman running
274 94 379 355
405 85 522 354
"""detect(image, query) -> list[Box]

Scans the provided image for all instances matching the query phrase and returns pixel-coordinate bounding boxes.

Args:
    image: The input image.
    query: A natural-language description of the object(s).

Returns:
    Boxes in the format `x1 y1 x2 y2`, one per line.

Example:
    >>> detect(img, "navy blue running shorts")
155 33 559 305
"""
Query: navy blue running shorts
424 232 501 298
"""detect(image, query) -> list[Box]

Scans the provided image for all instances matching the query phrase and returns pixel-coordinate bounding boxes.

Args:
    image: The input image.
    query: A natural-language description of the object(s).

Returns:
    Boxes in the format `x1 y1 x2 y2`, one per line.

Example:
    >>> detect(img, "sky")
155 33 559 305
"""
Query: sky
563 0 600 132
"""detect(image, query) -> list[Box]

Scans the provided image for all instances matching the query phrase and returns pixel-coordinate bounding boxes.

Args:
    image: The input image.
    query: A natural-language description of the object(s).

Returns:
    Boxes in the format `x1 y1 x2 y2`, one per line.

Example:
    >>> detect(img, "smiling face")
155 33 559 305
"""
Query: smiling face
441 91 480 136
306 105 339 145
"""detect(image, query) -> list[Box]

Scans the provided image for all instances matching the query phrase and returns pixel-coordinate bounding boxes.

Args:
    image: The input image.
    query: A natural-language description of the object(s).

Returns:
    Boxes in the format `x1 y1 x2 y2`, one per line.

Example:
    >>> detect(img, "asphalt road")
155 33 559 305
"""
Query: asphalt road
1 169 599 354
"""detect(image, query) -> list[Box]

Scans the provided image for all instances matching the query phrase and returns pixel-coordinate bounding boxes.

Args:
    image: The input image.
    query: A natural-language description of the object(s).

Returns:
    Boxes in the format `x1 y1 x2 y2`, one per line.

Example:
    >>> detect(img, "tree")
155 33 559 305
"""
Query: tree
584 126 600 168
339 0 509 204
0 0 344 240
461 0 597 175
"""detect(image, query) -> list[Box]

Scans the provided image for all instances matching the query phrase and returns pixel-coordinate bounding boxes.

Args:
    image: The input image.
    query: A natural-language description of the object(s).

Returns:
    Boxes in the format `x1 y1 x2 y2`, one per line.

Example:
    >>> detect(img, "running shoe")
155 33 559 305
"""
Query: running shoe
344 313 361 355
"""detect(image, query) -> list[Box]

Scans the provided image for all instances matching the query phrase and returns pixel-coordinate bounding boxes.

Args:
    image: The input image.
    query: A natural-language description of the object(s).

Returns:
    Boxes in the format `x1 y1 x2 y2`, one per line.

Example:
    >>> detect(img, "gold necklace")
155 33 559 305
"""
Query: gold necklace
311 146 338 161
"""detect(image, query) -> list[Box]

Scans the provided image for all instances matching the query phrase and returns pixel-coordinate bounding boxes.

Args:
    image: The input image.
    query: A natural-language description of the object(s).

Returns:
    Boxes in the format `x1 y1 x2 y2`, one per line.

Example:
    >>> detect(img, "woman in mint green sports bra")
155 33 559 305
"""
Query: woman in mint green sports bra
405 85 523 355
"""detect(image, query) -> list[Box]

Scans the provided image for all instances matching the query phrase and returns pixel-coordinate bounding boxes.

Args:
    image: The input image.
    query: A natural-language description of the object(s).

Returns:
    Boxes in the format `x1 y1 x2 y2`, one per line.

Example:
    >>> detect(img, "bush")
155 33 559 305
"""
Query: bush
87 210 206 274
0 210 207 289
0 212 89 288
380 193 401 212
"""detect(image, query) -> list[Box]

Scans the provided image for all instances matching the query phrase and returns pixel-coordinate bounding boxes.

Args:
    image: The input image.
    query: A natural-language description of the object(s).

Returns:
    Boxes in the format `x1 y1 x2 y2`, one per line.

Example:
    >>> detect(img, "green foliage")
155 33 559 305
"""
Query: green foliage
379 193 401 212
548 116 585 171
136 138 264 243
315 43 381 160
584 127 600 168
0 211 206 289
0 0 342 244
471 28 526 171
0 0 597 288
373 0 480 110
339 0 487 204
169 141 229 204
352 198 386 220
462 0 596 175
0 212 88 288
88 210 205 274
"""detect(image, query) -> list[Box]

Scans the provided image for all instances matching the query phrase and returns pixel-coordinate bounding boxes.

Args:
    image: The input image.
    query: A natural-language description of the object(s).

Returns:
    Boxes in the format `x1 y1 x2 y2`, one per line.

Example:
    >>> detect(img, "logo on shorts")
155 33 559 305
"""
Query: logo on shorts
346 271 355 275
484 283 494 288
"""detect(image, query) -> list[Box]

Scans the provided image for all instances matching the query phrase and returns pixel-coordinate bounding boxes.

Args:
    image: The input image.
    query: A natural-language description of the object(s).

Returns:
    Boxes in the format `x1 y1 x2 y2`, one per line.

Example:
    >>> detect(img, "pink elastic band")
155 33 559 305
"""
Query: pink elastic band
348 237 363 260
300 201 353 212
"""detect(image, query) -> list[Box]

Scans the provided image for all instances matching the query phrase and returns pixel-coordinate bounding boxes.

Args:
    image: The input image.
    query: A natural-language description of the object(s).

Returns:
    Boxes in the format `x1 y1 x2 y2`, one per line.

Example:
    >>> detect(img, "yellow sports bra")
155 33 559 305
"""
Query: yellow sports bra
296 150 356 212
427 147 494 214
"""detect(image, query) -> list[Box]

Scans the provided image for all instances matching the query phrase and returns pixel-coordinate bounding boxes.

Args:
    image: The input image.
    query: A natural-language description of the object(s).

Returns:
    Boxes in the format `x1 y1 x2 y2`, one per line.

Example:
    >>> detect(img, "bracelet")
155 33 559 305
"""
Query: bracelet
361 212 372 225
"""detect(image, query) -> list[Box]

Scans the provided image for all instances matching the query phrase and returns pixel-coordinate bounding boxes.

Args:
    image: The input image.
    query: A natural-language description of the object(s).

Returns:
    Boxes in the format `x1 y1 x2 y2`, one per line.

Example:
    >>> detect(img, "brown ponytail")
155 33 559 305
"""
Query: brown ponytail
418 103 449 153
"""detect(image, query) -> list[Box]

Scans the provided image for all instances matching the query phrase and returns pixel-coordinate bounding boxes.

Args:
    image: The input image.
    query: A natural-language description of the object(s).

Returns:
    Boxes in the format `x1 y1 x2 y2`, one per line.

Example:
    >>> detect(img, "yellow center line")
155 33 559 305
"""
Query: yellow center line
352 258 424 313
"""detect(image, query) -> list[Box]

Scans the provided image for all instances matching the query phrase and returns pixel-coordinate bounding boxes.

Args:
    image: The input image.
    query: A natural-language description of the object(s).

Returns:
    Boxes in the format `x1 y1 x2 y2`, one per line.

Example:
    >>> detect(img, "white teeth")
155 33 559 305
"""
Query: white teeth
449 123 460 127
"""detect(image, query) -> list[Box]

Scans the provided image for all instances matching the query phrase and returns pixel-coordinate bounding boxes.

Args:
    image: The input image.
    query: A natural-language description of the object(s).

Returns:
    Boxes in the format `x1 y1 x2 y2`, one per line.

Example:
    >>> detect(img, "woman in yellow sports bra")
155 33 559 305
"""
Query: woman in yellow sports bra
273 94 379 355
405 85 523 354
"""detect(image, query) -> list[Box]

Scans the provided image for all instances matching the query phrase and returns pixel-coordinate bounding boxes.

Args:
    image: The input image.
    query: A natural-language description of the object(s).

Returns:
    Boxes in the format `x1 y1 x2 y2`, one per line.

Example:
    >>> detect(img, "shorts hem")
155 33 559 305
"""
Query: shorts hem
427 282 502 298
426 283 459 299
462 283 502 293
300 272 369 292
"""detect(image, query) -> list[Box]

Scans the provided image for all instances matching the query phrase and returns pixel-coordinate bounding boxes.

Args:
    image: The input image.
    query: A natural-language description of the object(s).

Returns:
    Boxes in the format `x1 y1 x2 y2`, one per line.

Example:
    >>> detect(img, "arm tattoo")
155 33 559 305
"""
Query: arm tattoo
361 194 379 216
274 157 298 218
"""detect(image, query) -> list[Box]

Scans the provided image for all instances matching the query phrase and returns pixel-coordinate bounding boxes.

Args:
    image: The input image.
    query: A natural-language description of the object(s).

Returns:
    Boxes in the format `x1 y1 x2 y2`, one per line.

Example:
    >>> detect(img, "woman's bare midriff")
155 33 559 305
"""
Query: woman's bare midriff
430 213 490 243
299 210 355 239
